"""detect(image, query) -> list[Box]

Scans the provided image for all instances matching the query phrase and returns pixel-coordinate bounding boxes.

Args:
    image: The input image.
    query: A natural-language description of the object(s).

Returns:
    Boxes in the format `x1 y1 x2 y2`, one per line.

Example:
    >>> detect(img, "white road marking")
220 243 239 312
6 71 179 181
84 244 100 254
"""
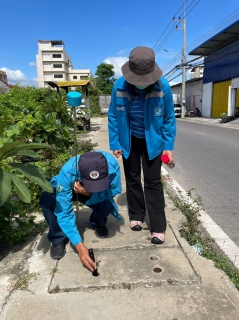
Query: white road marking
162 166 239 269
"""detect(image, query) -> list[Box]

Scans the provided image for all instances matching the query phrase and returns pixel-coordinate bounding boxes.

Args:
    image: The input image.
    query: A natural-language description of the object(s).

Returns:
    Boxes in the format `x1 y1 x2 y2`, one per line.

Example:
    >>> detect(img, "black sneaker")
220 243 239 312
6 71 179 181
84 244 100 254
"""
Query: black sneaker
95 226 108 238
50 240 68 260
90 213 107 227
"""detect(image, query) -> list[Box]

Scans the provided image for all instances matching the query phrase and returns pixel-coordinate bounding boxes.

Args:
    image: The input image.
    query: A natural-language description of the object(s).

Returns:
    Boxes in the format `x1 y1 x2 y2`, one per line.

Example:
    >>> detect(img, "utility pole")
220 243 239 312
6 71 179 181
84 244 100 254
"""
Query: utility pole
173 1 186 118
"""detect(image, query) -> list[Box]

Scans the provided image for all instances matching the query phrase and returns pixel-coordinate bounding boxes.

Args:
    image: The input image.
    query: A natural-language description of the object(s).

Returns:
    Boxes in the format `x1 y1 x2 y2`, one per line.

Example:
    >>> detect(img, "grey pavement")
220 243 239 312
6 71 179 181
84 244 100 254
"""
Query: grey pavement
181 115 239 129
1 117 239 320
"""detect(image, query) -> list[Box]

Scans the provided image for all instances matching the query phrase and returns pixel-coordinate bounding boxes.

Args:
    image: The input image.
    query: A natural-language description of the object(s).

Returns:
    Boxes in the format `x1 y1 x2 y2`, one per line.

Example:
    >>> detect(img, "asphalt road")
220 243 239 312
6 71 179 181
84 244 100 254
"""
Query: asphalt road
167 119 239 247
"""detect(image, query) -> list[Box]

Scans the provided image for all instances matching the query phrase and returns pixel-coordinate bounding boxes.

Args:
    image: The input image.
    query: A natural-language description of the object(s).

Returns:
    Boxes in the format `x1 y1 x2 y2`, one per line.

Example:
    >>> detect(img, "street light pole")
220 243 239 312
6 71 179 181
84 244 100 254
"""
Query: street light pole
163 49 181 58
173 0 187 118
181 7 186 118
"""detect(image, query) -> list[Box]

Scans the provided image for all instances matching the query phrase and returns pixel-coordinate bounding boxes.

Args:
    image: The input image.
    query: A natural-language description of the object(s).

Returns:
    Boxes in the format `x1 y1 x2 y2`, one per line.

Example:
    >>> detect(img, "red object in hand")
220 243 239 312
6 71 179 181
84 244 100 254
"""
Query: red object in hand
161 154 175 169
161 154 170 163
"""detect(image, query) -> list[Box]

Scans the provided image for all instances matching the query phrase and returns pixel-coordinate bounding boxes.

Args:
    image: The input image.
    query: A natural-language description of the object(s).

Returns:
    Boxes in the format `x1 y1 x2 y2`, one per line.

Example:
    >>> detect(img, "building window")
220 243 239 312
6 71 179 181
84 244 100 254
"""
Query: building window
52 54 61 58
73 76 77 79
53 64 62 68
54 74 63 78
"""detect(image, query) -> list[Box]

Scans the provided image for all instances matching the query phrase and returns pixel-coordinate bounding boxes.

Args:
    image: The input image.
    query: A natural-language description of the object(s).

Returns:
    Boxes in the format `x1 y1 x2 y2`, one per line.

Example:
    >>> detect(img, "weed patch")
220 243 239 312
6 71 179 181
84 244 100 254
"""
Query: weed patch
165 184 239 291
12 270 36 292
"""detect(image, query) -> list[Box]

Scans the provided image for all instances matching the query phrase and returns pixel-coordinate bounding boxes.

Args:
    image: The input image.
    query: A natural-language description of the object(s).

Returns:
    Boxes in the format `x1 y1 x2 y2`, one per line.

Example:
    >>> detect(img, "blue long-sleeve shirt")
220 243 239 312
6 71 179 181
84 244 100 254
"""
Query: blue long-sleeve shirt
50 150 122 246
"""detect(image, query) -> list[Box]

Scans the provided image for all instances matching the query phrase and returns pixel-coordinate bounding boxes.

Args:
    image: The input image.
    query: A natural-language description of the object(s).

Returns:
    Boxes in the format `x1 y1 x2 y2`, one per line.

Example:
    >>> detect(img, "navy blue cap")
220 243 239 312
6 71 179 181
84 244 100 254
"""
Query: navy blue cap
78 152 109 192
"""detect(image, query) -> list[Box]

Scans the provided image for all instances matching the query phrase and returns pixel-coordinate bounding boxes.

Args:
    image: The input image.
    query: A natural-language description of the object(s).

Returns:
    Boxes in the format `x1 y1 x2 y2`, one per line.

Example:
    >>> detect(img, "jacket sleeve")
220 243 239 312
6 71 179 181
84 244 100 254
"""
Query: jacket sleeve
162 80 176 150
108 82 122 151
54 168 82 246
107 161 122 198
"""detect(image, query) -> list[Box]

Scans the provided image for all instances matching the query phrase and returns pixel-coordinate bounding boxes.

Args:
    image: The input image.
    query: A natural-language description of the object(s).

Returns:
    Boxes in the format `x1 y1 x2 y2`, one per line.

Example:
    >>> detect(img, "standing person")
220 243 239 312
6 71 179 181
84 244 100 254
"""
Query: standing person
40 150 122 272
108 46 176 245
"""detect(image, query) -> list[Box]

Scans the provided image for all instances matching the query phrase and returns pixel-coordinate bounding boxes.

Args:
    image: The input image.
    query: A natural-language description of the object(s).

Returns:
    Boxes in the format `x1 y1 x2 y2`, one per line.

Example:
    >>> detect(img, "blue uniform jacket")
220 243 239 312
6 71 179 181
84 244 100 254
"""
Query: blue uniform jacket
50 150 122 246
108 76 176 160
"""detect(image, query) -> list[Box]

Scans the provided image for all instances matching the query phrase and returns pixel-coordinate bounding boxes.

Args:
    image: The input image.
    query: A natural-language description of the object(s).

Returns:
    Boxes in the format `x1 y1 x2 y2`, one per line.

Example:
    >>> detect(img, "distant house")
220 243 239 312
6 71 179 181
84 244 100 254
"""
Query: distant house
36 40 92 88
7 84 15 89
0 79 10 93
171 77 203 113
0 70 8 84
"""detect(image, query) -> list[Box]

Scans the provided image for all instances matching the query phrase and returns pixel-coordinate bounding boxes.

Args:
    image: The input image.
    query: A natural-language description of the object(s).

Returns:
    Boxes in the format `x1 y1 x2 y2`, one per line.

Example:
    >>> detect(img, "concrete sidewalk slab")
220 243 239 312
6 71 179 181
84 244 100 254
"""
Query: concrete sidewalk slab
50 245 198 291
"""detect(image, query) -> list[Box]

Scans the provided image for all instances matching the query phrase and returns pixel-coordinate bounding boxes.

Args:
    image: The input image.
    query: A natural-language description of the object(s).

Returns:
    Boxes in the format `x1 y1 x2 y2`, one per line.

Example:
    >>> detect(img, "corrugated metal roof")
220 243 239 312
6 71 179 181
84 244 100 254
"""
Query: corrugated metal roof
189 20 239 56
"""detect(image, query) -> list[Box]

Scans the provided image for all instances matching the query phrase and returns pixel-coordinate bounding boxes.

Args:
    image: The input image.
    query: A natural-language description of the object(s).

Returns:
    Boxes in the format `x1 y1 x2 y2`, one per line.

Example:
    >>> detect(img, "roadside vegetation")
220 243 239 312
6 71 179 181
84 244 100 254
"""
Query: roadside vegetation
0 62 115 246
165 183 239 291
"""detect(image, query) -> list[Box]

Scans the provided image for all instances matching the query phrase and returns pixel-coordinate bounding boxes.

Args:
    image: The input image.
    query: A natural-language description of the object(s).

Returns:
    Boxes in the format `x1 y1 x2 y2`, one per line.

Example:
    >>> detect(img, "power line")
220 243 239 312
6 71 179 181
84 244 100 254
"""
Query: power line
152 0 188 50
165 46 239 82
159 5 239 84
153 0 201 54
163 56 204 81
186 9 239 53
184 0 201 19
153 25 179 54
161 8 239 74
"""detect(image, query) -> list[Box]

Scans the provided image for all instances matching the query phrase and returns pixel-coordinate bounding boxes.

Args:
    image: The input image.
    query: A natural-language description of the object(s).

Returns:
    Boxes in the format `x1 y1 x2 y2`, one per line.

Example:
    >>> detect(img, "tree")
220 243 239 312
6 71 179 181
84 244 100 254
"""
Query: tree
94 63 116 94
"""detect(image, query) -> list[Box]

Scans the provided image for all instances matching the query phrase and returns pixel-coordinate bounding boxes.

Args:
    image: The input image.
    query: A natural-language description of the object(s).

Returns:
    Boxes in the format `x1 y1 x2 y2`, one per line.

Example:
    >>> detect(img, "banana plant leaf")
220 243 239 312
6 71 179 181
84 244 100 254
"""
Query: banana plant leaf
9 163 53 193
9 173 31 203
2 143 50 159
15 149 43 159
0 141 22 159
0 169 11 206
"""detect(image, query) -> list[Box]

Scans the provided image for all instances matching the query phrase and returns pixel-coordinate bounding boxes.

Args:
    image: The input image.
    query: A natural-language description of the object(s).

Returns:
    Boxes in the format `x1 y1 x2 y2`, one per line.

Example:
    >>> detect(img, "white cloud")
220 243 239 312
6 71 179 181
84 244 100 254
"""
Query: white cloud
117 49 129 56
104 56 128 78
0 67 37 86
29 62 36 67
0 67 27 83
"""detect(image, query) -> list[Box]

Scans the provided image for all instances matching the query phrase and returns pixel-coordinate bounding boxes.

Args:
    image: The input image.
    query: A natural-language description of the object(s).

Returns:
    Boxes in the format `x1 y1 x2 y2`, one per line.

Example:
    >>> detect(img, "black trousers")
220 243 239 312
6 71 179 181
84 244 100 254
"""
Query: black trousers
40 190 112 244
122 135 166 233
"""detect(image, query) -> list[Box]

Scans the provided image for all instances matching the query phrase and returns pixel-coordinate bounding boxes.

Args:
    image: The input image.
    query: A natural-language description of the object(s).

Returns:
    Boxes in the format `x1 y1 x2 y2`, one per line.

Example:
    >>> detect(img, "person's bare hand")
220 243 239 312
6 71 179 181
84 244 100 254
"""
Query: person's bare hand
75 242 96 272
113 150 122 158
73 181 92 197
162 150 174 165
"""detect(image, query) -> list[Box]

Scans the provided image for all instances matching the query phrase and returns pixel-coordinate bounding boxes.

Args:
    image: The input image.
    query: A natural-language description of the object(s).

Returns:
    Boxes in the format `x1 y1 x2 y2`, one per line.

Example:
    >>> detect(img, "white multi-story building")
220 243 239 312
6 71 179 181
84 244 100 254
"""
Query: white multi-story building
36 40 92 88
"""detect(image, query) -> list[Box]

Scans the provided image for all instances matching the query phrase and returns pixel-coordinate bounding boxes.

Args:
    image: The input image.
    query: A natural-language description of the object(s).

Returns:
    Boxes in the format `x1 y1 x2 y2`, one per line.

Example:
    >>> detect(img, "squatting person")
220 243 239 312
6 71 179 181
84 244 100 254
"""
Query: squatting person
40 150 122 271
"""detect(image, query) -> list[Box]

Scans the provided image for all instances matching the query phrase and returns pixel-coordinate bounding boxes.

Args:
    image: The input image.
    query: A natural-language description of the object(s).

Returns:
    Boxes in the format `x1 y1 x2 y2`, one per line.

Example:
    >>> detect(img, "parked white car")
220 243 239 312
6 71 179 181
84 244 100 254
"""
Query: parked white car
174 103 182 118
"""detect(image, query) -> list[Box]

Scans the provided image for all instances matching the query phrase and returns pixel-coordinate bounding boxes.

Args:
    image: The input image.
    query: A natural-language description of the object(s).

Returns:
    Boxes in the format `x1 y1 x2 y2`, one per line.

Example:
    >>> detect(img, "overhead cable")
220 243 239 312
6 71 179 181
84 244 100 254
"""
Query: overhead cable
153 0 201 54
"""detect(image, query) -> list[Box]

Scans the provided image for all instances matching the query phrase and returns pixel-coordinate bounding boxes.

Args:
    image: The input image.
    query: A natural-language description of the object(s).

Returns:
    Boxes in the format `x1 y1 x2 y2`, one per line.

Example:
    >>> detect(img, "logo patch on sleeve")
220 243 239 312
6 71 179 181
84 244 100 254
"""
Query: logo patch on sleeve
57 185 63 192
154 107 162 117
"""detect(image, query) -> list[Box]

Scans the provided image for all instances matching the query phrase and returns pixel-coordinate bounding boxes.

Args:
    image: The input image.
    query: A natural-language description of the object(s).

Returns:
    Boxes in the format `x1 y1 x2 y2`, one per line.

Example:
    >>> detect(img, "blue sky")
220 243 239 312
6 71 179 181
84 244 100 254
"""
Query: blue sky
1 0 239 86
